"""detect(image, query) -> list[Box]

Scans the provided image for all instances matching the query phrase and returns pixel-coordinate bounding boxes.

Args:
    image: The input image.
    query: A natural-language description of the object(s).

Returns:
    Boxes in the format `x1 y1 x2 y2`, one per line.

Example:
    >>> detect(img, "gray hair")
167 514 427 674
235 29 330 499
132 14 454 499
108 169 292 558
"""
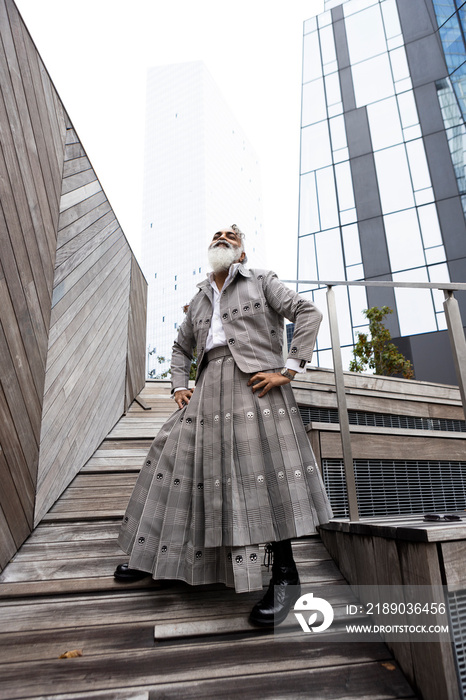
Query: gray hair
231 224 247 263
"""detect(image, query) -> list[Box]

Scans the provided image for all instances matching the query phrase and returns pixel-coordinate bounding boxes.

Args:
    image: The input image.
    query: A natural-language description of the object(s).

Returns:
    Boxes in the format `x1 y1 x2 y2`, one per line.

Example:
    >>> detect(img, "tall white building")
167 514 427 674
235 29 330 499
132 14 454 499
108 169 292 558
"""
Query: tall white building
141 62 265 376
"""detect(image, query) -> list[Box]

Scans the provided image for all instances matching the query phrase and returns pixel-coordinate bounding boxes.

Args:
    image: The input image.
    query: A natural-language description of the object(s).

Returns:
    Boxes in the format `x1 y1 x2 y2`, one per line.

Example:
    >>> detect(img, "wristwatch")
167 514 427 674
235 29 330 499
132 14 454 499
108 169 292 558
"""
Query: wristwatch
280 367 295 380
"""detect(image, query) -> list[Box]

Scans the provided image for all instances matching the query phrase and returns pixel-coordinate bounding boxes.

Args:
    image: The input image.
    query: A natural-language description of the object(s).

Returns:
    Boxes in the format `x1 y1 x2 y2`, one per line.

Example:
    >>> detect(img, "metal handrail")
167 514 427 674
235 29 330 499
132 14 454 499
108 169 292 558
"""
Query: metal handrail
282 279 466 522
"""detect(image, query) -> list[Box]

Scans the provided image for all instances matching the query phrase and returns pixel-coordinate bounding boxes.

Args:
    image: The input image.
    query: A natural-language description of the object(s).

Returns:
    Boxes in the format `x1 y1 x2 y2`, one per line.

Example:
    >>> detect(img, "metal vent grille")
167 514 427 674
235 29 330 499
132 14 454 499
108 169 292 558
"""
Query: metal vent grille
323 459 466 518
448 590 466 699
299 406 466 433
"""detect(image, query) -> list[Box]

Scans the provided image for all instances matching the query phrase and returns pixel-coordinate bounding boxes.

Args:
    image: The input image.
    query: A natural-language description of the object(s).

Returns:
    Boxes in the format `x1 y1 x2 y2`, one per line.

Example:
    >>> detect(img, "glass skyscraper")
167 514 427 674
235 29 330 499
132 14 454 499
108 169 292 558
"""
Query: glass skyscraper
298 0 466 383
141 62 265 376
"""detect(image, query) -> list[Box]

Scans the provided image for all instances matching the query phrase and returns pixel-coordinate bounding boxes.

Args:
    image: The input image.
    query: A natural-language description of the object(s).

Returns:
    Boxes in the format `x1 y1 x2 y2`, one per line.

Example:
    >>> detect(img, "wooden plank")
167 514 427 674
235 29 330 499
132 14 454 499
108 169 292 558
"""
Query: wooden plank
0 324 39 478
0 446 30 546
0 643 413 700
62 155 92 178
39 267 130 455
398 540 458 700
0 204 48 369
0 1 58 264
0 113 52 332
59 180 102 213
320 431 466 460
56 199 112 252
0 276 43 431
44 248 131 380
61 167 97 196
6 0 62 243
42 256 130 418
57 189 106 232
440 540 466 591
55 209 116 271
125 257 148 409
48 232 128 333
53 217 120 292
0 504 17 574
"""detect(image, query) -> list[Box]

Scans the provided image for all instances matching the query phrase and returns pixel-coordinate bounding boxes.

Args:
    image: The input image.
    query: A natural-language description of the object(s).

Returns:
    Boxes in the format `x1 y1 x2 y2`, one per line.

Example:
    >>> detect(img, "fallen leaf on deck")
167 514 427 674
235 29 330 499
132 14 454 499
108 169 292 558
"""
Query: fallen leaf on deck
381 662 396 671
58 649 83 658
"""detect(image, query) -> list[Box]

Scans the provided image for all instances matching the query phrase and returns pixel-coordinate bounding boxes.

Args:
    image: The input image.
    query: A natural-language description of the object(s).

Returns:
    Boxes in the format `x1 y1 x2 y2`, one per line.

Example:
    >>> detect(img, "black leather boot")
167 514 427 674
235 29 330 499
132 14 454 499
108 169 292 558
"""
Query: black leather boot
114 563 150 582
249 540 301 627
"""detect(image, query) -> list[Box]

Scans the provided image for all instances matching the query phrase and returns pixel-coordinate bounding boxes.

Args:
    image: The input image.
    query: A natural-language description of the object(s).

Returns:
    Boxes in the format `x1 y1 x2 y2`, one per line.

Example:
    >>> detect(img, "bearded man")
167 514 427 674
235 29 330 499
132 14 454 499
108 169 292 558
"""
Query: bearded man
115 225 332 627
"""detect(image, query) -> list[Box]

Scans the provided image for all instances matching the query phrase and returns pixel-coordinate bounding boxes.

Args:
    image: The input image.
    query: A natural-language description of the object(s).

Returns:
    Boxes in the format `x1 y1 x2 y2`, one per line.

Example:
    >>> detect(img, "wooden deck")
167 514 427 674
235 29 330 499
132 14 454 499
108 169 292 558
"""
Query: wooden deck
0 381 417 699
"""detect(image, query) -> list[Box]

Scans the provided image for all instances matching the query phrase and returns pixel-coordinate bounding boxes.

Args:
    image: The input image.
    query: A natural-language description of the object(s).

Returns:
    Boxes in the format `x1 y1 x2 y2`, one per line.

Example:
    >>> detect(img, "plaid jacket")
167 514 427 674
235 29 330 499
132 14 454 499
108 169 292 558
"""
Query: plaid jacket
170 265 323 391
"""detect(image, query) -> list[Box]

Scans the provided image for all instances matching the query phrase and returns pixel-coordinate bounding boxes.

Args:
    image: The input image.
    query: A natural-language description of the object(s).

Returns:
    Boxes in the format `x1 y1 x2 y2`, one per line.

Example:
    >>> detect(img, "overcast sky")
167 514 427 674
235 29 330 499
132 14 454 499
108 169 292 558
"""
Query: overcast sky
16 0 325 277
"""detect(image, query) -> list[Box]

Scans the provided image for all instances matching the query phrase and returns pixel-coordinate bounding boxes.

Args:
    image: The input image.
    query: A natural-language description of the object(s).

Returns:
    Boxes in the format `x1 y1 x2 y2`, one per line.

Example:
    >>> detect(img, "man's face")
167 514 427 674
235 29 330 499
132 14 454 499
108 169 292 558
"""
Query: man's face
209 228 245 263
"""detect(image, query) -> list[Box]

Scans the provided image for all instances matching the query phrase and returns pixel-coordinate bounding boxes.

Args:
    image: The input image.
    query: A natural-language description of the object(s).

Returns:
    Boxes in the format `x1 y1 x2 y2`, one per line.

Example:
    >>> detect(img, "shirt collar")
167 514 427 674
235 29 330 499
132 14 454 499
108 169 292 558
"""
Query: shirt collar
197 263 250 291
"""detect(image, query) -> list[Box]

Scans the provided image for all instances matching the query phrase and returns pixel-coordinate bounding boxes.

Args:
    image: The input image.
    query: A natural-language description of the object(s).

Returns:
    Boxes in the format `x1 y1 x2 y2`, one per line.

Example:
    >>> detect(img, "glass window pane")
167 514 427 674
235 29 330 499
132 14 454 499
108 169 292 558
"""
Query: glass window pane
315 227 345 279
397 91 419 127
393 268 437 334
302 79 327 126
390 47 410 82
319 25 337 65
414 188 435 205
425 246 447 264
299 172 320 235
340 207 357 224
418 203 443 247
334 147 350 163
303 32 322 83
349 284 369 327
406 139 432 191
325 72 342 106
395 78 413 94
345 4 386 64
313 287 331 350
298 234 318 283
352 54 395 107
344 0 380 16
346 263 365 280
387 35 404 50
316 167 339 229
384 208 425 271
317 349 333 368
374 145 415 213
335 161 355 211
436 311 447 330
335 286 354 345
428 261 450 284
318 10 332 28
329 115 347 151
381 0 402 39
342 223 362 266
403 125 422 140
304 17 317 34
328 103 343 117
367 96 403 150
301 122 332 173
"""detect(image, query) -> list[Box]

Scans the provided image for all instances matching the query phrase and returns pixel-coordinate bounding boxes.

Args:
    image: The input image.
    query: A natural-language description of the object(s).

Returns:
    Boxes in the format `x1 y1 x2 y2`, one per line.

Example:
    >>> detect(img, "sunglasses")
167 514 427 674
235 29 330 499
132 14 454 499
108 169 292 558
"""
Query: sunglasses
423 513 462 522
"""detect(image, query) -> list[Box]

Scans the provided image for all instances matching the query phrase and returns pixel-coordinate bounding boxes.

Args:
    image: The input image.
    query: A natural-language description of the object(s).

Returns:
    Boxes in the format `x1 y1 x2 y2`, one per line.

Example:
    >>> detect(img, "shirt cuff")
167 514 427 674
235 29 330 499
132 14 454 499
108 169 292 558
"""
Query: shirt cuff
173 387 188 393
285 358 306 374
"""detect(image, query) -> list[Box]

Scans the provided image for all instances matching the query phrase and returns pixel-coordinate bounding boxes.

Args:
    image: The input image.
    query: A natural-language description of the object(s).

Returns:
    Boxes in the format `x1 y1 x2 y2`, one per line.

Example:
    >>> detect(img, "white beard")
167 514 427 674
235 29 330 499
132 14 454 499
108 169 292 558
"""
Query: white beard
208 241 242 273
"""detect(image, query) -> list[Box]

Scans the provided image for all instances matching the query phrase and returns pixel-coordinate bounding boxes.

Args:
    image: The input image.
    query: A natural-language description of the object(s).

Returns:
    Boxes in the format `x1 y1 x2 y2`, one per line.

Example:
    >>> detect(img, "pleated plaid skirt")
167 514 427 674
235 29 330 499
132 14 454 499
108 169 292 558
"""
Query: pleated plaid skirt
117 346 332 593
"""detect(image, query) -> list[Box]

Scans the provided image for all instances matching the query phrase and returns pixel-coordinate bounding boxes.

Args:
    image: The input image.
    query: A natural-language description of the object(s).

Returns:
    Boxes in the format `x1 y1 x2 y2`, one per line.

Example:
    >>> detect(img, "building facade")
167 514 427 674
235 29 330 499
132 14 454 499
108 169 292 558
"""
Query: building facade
141 62 265 376
298 0 466 383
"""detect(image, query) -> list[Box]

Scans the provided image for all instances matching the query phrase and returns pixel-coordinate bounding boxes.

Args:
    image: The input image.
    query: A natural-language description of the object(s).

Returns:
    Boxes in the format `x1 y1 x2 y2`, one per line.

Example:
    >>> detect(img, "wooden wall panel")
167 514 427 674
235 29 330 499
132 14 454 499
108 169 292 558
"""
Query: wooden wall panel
34 126 133 525
0 0 148 567
125 258 148 411
0 0 66 571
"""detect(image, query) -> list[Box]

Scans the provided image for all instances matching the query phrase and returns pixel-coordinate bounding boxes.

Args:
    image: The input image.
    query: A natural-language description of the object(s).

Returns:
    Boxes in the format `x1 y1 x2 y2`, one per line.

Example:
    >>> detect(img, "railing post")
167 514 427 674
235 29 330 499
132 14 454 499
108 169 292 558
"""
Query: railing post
443 290 466 420
326 286 359 521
